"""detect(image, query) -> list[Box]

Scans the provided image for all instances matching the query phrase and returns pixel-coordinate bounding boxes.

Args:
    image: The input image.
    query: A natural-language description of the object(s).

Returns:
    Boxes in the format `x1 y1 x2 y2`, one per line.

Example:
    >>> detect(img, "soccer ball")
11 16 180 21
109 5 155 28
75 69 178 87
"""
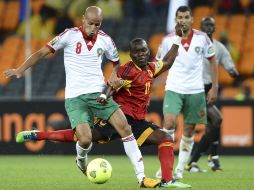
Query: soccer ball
86 158 112 184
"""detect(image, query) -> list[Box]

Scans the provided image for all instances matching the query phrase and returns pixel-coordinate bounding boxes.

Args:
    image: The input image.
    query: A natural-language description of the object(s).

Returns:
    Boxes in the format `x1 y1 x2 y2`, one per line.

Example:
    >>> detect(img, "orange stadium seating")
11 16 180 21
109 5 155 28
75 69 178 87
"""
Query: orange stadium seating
213 15 228 39
31 0 45 14
0 36 22 85
218 66 234 86
193 6 213 29
2 1 20 31
0 0 6 29
148 33 165 57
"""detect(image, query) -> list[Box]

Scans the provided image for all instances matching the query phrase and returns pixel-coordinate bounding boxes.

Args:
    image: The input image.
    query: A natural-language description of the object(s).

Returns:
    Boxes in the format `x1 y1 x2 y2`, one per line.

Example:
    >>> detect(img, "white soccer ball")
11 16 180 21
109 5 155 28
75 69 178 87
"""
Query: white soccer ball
86 158 112 184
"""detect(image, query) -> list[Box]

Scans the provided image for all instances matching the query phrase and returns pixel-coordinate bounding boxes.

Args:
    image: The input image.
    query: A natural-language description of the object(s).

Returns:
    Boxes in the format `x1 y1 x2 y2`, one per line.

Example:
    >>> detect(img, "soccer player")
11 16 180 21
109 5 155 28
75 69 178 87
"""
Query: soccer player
155 6 219 180
3 6 159 188
185 16 239 172
16 36 191 188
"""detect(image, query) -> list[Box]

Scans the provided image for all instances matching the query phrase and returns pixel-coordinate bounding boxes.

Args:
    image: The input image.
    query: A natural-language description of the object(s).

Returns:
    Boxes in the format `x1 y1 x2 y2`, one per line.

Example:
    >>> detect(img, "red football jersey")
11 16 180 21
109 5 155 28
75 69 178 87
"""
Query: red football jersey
113 60 163 120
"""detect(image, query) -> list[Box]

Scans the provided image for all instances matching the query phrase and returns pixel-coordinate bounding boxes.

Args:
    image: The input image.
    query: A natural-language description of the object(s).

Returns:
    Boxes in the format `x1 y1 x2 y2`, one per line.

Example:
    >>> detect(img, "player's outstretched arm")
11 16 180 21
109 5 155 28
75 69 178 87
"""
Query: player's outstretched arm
156 23 183 76
3 46 52 79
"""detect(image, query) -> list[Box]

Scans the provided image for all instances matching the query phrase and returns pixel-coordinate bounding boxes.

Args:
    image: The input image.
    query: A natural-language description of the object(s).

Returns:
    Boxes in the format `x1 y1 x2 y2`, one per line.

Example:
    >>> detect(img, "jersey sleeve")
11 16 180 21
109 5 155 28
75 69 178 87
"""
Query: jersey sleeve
104 37 120 64
115 65 132 91
203 34 215 59
155 37 172 61
218 43 235 70
46 29 69 53
151 60 164 76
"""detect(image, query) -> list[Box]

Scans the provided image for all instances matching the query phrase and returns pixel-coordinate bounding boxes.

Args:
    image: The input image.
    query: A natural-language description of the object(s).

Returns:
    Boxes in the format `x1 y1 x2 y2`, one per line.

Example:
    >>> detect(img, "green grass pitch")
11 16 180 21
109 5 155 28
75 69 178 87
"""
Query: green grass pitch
0 155 253 190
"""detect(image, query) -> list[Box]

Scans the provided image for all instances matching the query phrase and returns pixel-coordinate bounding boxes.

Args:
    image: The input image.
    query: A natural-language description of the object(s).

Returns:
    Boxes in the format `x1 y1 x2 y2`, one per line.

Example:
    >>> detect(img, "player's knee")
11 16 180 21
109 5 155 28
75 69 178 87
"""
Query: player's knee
78 135 92 148
183 125 195 137
150 130 169 145
119 122 132 136
163 119 176 130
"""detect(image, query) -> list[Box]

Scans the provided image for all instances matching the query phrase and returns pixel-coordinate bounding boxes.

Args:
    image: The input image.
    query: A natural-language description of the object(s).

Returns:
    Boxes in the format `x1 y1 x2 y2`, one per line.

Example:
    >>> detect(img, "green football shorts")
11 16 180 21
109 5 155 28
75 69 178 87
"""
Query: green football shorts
163 90 207 124
65 92 120 129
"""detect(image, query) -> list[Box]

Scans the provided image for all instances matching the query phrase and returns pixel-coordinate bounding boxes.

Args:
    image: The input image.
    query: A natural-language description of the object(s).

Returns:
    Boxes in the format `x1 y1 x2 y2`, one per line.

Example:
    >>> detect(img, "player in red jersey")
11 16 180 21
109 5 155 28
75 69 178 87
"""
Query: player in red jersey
17 28 191 188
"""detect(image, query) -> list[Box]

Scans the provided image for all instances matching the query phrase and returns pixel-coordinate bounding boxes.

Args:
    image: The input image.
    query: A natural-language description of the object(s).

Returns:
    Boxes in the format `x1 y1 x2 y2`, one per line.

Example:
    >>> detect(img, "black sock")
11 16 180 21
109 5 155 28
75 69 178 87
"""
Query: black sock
210 126 220 157
188 135 210 165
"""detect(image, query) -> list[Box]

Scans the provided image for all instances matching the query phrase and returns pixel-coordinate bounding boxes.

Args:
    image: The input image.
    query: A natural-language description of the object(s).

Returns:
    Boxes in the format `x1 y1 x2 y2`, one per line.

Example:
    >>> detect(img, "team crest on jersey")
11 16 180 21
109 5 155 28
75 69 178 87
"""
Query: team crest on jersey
97 48 104 57
195 46 201 54
49 36 60 46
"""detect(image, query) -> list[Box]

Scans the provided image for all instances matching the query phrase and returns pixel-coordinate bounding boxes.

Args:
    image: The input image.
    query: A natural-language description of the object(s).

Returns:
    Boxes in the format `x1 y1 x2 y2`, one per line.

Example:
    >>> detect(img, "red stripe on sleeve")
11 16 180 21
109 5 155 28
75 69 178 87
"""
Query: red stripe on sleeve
46 45 55 53
207 55 215 61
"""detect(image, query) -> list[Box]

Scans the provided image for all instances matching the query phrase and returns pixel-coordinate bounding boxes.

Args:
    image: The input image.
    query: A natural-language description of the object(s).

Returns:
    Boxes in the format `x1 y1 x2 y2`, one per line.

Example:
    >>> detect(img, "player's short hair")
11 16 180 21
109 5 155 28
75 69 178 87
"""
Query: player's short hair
201 16 215 24
129 38 147 50
176 6 192 17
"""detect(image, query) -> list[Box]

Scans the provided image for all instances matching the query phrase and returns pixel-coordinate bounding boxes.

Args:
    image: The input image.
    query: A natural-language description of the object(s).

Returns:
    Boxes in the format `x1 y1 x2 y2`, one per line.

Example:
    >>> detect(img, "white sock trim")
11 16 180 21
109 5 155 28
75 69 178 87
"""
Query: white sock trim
121 133 135 142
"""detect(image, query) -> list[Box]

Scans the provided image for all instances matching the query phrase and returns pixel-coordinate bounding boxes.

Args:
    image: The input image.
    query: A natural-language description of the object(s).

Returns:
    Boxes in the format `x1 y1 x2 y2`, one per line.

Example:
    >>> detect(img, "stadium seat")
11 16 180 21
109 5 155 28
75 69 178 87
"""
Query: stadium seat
193 6 213 29
31 0 45 14
238 51 254 76
148 33 165 57
0 0 6 29
213 15 228 40
2 1 20 31
0 36 22 85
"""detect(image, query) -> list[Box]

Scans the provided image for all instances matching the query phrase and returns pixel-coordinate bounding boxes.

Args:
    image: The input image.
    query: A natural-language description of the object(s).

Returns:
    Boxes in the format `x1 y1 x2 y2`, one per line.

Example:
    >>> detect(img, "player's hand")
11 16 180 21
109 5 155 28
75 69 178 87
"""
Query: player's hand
108 77 124 90
96 94 108 105
175 23 184 37
228 67 239 78
207 86 218 104
3 68 22 78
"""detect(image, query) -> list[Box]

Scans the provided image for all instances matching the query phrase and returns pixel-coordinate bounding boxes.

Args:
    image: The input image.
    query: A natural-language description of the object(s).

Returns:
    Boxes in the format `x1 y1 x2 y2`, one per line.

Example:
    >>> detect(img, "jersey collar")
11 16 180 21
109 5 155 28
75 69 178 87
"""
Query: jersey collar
79 26 98 51
181 29 194 52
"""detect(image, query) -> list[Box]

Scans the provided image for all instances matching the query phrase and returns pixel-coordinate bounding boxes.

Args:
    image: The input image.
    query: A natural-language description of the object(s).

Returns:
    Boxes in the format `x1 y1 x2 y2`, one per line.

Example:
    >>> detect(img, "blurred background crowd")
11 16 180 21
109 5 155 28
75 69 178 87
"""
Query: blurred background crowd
0 0 254 100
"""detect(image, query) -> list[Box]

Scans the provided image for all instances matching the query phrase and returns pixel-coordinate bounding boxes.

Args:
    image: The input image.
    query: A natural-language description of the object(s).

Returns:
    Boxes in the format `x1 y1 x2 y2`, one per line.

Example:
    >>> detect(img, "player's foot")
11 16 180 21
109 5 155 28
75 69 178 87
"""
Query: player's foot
139 177 161 188
185 162 207 173
174 169 183 180
161 179 191 188
16 130 38 143
208 155 222 171
155 168 162 179
76 156 88 175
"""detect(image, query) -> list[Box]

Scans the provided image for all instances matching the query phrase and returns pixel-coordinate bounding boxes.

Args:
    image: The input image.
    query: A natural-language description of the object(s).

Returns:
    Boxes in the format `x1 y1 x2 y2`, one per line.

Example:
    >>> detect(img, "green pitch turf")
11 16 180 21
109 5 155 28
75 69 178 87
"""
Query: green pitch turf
0 155 253 190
